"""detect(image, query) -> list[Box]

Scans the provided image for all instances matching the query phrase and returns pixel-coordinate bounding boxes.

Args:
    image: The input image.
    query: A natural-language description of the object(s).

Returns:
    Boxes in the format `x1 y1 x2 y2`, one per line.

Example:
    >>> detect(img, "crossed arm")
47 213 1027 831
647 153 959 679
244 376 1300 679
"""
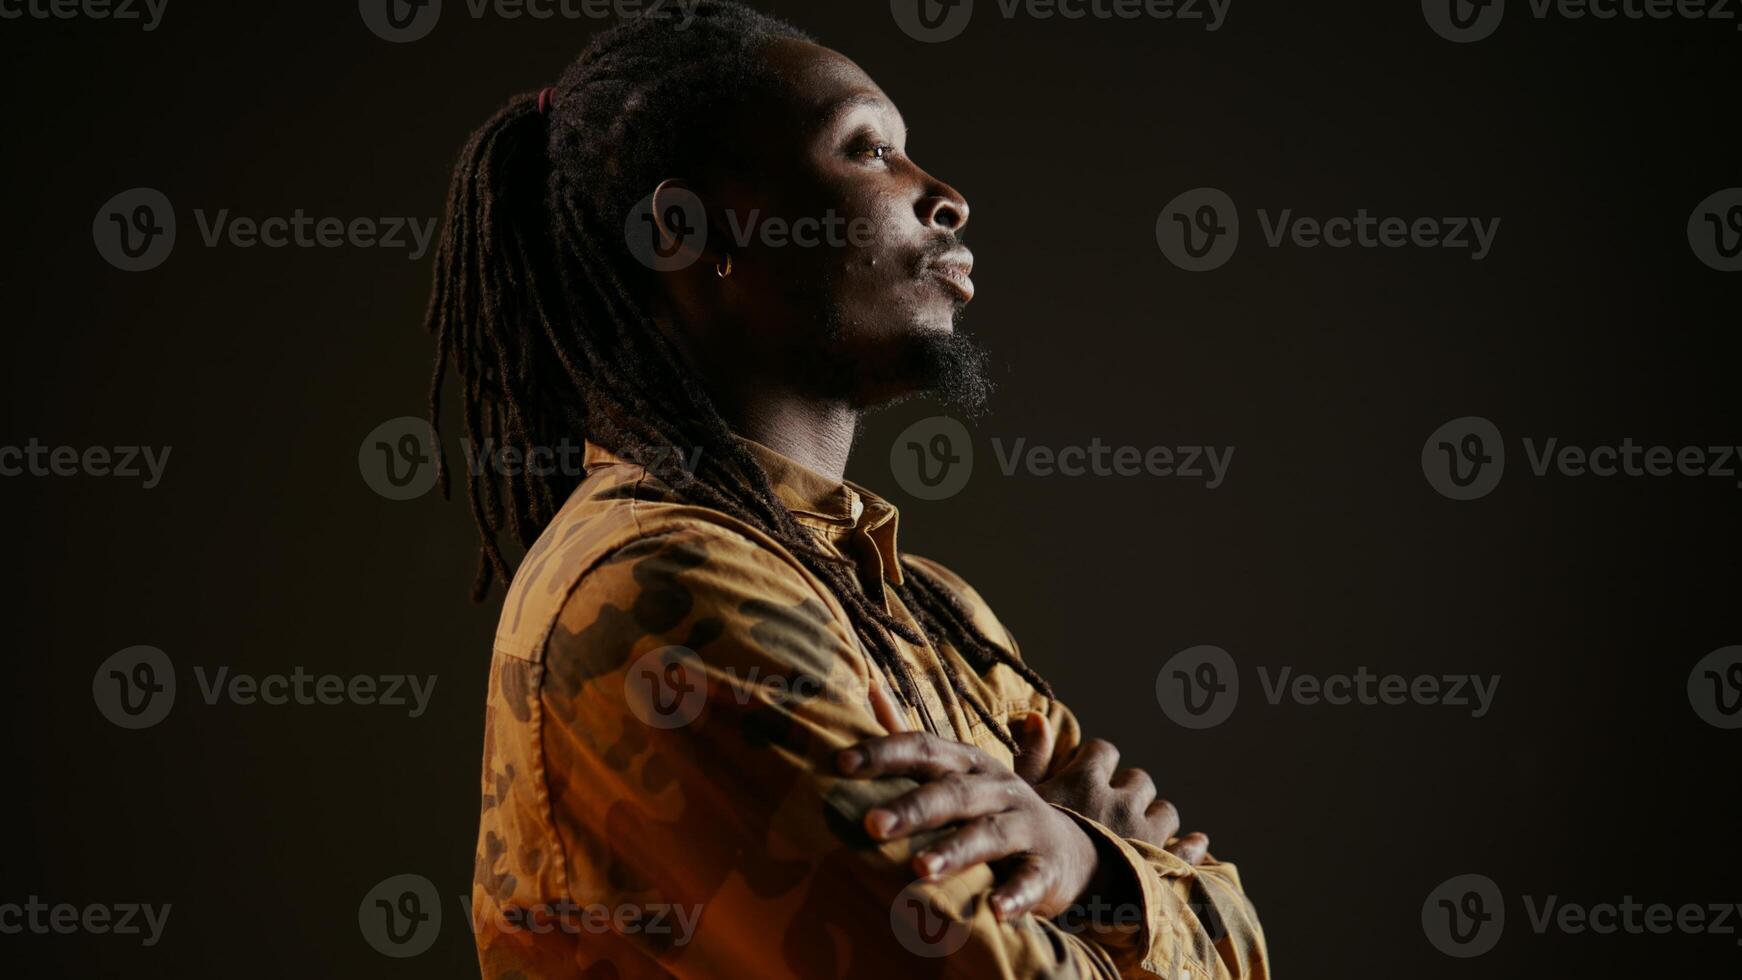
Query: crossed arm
539 527 1267 978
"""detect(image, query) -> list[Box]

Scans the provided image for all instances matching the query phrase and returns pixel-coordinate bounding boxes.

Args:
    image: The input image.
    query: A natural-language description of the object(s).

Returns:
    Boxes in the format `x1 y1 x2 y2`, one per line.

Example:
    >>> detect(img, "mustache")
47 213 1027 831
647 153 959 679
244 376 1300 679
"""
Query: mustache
913 231 970 272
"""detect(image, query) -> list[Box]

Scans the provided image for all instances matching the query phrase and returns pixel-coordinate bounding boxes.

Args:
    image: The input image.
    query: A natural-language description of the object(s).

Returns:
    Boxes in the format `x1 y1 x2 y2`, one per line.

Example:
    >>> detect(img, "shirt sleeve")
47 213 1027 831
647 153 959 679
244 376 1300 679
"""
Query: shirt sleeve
897 555 1270 979
532 523 1213 978
1040 700 1271 980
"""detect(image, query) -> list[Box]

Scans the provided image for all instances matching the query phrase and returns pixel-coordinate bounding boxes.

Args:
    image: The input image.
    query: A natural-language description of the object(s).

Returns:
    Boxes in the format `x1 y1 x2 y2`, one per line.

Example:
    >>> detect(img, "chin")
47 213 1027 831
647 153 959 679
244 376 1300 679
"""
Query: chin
837 317 992 413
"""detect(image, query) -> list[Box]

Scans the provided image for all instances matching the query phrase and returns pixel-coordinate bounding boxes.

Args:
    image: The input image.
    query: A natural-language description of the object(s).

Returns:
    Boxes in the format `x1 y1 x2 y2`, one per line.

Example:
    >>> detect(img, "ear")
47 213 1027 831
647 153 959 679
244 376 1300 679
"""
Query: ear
646 178 723 274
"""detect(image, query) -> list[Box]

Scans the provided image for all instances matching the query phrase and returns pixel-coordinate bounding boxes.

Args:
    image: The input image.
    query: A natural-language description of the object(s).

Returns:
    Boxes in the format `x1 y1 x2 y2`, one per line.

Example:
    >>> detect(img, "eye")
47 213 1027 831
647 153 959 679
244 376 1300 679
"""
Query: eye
848 133 897 164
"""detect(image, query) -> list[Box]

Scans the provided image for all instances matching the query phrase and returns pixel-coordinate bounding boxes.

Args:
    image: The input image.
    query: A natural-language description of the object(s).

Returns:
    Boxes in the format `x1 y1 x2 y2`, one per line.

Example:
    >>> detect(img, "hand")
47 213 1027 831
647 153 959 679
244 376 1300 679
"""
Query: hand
1011 713 1211 866
836 726 1101 922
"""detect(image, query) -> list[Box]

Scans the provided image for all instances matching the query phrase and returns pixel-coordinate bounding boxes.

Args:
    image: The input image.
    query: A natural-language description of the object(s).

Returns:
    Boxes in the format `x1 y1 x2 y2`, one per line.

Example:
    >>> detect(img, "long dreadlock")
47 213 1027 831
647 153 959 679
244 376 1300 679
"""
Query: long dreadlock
423 0 1051 749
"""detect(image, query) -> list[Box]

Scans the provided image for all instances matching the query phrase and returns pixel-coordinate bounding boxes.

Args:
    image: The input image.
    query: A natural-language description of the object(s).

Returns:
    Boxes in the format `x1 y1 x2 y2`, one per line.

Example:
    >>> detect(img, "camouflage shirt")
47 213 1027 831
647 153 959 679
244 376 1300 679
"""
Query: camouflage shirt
473 438 1269 979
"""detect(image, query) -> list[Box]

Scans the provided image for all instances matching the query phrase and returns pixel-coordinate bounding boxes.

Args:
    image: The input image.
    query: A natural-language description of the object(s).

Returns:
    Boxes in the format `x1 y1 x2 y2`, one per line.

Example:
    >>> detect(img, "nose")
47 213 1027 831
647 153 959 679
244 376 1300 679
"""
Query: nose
915 174 970 234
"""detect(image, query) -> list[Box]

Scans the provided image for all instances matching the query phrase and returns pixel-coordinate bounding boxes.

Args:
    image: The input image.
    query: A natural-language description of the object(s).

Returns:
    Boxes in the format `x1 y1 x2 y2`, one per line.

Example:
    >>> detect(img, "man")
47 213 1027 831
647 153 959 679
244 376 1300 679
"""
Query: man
425 3 1267 976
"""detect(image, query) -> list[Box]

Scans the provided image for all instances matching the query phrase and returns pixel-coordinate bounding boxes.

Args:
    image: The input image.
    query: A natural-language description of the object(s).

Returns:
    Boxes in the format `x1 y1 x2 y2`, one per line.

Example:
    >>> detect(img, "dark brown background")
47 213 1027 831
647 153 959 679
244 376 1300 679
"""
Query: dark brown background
2 0 1739 976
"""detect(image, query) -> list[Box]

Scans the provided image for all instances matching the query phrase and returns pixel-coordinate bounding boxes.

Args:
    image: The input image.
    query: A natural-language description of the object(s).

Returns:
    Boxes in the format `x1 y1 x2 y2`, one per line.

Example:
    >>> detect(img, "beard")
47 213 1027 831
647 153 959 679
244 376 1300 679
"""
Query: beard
794 307 995 418
793 247 994 416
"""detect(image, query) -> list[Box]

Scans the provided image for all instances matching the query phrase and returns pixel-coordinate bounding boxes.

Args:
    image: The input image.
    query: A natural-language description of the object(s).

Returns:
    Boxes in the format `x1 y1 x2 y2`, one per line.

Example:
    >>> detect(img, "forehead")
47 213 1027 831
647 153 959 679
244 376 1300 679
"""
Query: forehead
757 37 898 127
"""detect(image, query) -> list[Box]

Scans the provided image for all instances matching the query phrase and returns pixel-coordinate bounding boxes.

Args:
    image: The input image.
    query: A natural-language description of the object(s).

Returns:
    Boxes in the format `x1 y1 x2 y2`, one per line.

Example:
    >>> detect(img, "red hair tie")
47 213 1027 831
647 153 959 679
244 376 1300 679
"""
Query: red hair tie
536 86 557 115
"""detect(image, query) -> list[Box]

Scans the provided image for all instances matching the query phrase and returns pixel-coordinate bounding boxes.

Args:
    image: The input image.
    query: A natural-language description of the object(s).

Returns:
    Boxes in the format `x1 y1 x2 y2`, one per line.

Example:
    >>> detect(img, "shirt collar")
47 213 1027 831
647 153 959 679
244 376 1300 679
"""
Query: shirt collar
736 436 906 589
581 437 905 587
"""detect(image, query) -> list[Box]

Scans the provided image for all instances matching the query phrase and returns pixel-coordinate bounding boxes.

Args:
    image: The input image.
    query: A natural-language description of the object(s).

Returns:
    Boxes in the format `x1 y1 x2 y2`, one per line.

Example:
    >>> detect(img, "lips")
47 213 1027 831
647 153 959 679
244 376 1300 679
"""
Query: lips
924 249 975 303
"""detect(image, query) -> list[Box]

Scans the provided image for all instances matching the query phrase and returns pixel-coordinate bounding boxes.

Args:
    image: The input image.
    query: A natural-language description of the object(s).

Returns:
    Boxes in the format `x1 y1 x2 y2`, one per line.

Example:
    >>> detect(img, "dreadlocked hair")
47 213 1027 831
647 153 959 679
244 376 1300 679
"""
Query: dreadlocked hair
423 0 1052 749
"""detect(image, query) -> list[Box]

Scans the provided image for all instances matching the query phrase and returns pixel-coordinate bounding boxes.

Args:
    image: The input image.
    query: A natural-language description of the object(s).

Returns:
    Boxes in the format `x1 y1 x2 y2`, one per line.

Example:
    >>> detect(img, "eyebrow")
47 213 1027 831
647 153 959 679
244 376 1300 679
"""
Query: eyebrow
817 93 904 132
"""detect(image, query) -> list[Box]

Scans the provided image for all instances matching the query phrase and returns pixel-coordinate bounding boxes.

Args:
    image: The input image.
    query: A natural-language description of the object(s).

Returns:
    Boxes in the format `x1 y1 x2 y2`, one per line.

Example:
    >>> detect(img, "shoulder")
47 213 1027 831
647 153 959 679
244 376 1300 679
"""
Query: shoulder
493 476 855 669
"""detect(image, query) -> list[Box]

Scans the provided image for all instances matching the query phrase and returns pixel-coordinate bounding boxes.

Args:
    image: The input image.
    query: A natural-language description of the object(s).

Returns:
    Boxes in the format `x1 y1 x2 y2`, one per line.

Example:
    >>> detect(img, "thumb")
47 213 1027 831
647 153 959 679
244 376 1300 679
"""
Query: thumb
1011 712 1056 784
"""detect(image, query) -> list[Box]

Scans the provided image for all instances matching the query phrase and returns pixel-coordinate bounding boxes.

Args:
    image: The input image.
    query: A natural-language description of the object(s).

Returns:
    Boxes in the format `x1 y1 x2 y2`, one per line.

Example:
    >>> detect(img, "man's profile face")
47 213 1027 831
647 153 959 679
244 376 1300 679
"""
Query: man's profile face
683 38 984 409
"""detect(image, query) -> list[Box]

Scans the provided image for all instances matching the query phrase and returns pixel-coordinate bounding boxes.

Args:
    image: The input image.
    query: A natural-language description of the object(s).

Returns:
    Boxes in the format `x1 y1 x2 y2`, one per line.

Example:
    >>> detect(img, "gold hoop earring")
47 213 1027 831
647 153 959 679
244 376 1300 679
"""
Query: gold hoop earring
715 254 733 279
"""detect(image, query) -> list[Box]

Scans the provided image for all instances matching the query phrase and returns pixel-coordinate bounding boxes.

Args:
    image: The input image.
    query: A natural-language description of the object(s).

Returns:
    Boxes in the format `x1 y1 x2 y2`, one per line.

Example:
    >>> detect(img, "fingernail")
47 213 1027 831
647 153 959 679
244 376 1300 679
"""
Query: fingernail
991 895 1014 919
866 809 899 838
836 749 863 774
916 852 943 877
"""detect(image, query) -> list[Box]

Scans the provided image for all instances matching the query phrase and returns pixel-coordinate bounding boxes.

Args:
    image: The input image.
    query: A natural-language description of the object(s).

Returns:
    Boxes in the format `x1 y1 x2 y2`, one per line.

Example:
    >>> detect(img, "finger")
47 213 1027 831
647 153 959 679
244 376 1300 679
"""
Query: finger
1064 737 1120 779
1011 712 1056 784
1166 831 1210 866
988 855 1051 921
1145 798 1180 843
836 732 981 780
864 772 1009 842
1110 768 1157 811
867 670 916 734
913 813 1019 879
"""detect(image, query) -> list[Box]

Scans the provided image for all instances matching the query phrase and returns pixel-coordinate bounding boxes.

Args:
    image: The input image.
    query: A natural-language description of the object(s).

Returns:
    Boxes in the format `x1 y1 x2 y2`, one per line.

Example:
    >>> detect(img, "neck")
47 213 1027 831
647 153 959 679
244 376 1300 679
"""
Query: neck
724 388 859 482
